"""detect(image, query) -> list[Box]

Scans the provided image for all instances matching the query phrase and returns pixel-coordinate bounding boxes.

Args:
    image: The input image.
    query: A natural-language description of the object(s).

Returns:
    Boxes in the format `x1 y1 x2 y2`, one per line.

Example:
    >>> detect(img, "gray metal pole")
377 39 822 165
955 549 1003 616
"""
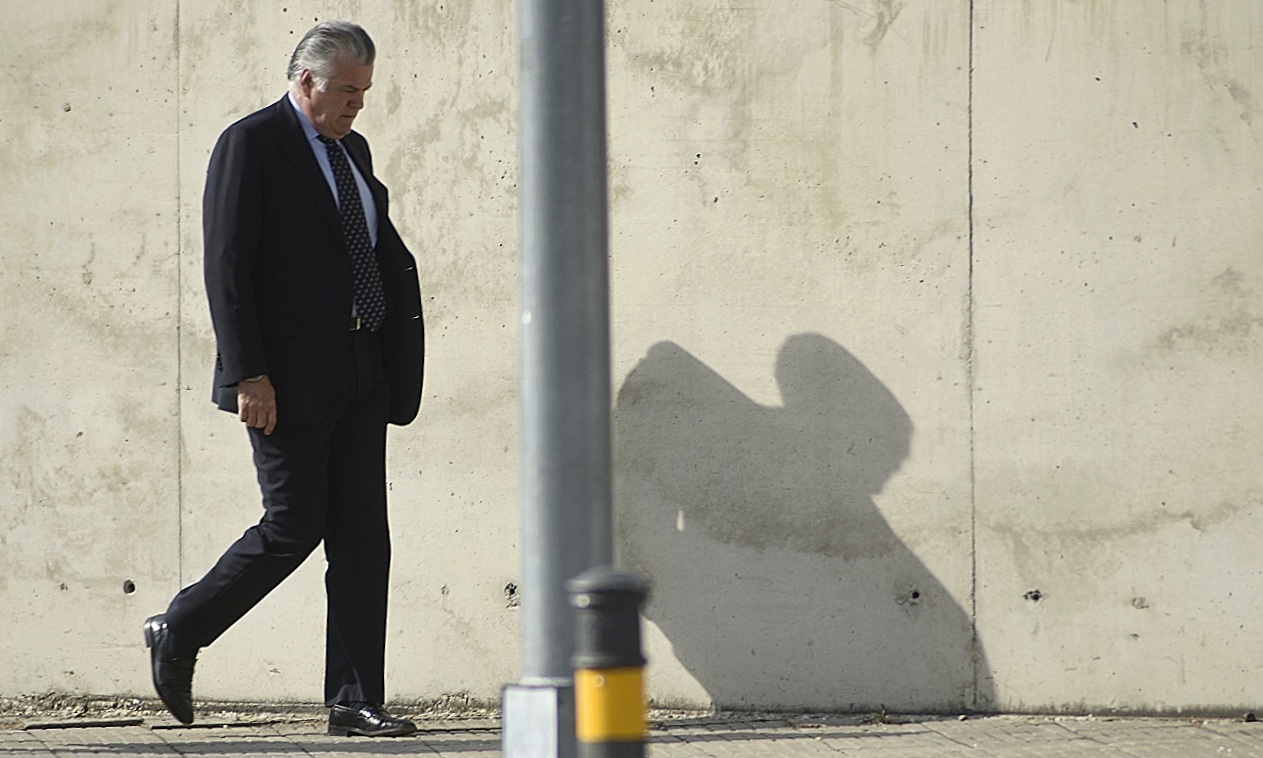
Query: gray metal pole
503 0 612 755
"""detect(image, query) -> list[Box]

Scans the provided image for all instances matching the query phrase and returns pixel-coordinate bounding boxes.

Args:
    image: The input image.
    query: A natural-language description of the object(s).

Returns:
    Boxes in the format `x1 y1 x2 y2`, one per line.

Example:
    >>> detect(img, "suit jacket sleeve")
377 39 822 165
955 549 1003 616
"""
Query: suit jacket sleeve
203 124 268 388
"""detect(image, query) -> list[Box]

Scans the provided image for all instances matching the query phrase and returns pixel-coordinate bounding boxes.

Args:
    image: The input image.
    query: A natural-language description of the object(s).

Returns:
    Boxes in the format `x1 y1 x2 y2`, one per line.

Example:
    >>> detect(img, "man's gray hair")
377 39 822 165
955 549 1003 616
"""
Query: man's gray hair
286 21 375 88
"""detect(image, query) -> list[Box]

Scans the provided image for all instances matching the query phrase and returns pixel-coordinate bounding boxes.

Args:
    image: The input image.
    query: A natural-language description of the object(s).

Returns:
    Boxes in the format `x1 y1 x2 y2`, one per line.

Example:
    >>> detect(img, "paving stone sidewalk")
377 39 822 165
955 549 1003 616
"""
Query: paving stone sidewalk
3 713 1262 757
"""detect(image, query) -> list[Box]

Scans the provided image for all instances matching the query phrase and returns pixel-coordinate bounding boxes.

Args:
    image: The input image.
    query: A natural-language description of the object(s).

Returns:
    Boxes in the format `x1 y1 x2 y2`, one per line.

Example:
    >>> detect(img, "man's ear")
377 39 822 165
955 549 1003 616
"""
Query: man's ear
298 69 315 97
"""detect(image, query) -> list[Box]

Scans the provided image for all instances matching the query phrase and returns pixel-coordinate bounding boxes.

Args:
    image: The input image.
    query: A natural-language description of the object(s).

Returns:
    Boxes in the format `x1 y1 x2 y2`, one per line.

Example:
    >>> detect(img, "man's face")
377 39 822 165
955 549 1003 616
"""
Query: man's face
297 54 373 139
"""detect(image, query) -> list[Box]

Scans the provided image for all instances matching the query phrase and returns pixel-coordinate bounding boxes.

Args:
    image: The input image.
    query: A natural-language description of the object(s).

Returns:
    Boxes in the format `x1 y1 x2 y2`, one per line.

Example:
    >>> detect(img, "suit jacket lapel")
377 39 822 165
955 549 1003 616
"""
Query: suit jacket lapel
269 98 344 236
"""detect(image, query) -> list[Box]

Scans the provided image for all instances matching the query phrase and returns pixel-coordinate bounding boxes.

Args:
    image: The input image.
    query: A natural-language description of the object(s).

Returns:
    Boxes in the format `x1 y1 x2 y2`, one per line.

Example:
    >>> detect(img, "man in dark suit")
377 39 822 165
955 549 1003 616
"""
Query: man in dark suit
143 21 424 738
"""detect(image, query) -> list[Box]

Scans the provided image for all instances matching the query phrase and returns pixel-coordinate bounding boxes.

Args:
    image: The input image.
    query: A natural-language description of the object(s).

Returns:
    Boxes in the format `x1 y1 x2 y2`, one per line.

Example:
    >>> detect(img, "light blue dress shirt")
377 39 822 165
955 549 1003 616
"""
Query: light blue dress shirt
287 91 379 248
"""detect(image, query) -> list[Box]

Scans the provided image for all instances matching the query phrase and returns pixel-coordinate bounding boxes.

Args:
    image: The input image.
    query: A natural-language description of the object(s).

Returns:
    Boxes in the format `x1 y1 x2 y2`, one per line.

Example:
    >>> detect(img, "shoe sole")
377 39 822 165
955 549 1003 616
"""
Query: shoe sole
328 725 418 738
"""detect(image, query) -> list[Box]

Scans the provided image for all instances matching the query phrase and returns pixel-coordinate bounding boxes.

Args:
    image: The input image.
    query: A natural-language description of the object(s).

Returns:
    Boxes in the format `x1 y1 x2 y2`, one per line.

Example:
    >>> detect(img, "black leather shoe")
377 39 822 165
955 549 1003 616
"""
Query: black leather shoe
328 703 417 737
142 614 196 725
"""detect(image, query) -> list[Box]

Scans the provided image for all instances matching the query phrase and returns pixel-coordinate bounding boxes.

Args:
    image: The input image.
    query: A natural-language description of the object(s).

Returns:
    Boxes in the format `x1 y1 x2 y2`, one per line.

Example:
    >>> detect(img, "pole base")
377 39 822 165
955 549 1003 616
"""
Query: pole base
502 681 576 758
580 741 645 758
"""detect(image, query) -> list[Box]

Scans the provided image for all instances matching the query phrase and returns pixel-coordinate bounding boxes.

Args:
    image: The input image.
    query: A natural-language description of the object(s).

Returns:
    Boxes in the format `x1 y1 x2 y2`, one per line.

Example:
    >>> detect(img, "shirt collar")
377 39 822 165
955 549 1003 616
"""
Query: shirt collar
287 90 324 144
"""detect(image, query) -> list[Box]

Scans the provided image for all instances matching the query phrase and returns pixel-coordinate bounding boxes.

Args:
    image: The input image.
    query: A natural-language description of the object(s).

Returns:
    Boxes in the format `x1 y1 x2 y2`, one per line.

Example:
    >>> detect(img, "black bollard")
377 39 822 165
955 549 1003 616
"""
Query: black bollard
568 566 650 758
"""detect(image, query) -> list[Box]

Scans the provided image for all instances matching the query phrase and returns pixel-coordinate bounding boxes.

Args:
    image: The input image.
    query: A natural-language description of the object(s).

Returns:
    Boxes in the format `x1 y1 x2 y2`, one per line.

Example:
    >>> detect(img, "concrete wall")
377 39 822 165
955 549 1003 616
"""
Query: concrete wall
972 1 1263 714
1 0 1259 715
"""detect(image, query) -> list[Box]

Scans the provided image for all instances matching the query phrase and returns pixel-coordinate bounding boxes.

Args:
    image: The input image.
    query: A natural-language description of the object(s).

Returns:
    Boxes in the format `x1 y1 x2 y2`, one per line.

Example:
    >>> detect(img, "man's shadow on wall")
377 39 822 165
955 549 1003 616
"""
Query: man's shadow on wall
614 334 993 712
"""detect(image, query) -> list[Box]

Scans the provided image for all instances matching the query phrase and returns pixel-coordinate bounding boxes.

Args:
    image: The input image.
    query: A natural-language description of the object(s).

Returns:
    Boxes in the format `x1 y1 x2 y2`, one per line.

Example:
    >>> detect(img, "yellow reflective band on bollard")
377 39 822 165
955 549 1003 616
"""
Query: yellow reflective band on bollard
574 666 646 743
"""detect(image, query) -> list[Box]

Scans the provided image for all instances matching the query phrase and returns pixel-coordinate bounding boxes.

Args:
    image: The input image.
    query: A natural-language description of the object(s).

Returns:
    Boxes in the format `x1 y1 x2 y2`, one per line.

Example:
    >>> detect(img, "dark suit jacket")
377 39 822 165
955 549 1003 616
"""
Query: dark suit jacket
203 97 424 426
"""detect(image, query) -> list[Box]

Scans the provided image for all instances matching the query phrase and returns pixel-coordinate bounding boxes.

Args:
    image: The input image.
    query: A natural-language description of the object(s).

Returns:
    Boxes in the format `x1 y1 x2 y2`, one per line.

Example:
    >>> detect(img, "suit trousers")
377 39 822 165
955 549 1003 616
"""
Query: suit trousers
165 329 393 705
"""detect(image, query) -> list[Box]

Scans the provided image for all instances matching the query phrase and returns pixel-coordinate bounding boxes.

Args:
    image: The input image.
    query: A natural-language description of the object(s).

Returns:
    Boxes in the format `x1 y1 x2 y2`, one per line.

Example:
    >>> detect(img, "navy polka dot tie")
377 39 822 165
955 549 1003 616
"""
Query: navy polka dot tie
318 135 387 331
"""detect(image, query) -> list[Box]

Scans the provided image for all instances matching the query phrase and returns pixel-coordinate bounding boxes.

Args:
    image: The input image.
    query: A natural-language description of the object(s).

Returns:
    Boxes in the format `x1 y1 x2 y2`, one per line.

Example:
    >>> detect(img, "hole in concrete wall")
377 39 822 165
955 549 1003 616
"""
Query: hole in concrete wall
1023 589 1043 602
122 580 136 595
505 582 519 609
895 588 922 606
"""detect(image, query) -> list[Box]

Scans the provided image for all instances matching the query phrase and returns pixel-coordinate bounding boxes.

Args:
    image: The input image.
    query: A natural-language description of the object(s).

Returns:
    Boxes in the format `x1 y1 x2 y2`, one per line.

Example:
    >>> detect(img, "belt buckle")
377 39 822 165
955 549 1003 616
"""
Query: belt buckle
350 315 363 331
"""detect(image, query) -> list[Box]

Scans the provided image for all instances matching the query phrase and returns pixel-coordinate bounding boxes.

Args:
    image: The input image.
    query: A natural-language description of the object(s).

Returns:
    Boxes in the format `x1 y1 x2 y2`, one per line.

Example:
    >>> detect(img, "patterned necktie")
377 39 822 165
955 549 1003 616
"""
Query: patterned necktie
317 135 387 331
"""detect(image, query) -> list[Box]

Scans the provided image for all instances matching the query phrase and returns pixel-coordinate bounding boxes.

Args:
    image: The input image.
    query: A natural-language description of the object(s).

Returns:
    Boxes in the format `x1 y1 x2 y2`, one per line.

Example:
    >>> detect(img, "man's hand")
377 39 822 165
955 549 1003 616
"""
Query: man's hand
238 375 277 435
